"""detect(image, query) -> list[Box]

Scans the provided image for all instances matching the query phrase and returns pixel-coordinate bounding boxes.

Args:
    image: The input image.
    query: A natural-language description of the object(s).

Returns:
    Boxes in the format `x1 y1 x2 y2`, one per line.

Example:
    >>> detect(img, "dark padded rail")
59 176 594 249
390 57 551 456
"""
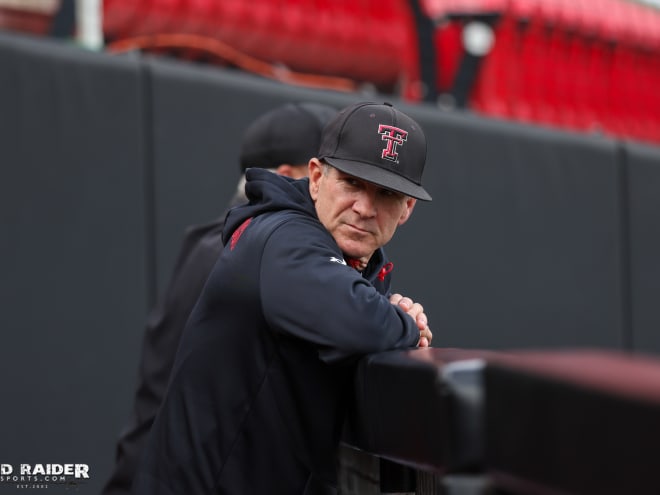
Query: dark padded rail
346 348 502 472
345 348 660 495
485 350 660 495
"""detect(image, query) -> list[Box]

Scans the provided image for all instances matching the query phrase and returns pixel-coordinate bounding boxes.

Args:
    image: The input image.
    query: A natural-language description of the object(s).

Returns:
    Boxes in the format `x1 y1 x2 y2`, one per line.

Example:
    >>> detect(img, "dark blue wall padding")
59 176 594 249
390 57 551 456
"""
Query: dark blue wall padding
0 32 147 494
625 141 660 354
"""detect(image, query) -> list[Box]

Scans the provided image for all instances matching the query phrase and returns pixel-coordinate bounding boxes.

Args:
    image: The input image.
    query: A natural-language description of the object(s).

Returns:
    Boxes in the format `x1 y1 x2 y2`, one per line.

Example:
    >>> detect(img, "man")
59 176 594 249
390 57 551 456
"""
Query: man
132 101 433 495
102 101 338 495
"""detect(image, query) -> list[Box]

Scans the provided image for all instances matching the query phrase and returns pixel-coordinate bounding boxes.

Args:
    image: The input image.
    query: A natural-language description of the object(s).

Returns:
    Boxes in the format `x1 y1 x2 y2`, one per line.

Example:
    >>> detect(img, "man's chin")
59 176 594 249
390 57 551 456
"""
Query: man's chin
339 244 373 263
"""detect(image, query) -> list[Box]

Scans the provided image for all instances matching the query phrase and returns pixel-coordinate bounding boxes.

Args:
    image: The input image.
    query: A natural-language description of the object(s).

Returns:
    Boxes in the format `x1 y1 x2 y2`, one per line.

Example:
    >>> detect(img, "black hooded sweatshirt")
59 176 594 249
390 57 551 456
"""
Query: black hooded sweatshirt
132 168 420 495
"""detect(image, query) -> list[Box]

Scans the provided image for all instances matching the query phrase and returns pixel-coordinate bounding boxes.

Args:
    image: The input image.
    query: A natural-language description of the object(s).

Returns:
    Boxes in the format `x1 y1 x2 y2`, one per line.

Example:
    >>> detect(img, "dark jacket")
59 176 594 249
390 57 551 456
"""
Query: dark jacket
103 192 246 495
132 168 420 495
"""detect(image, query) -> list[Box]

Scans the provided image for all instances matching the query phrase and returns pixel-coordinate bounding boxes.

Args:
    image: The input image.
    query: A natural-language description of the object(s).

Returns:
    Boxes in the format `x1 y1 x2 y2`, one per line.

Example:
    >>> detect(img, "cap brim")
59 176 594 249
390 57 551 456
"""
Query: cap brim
324 157 432 201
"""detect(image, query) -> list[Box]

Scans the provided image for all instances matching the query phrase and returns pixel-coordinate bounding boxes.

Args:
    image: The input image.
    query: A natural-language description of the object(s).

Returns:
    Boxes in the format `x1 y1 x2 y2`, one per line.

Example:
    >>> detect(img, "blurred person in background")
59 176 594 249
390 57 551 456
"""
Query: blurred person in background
102 101 339 495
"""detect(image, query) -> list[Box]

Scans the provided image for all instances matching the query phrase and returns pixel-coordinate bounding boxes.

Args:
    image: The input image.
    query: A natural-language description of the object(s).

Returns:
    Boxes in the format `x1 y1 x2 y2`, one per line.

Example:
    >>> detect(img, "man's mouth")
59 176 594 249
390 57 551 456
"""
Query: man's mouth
346 223 371 235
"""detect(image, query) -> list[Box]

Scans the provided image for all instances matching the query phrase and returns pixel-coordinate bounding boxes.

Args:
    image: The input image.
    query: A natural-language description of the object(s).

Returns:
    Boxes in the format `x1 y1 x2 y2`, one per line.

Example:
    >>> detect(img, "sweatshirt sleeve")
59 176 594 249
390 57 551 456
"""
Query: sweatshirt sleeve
259 218 420 363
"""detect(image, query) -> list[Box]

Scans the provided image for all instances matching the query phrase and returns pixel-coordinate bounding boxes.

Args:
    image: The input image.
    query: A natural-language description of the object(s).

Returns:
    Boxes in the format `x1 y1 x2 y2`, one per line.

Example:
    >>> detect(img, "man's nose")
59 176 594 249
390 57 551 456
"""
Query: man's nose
353 191 377 217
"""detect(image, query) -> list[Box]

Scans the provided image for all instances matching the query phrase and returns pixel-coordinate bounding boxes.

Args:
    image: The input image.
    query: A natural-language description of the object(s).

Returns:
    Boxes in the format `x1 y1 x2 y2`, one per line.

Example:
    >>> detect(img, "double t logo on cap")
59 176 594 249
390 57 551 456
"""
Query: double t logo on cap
378 124 408 164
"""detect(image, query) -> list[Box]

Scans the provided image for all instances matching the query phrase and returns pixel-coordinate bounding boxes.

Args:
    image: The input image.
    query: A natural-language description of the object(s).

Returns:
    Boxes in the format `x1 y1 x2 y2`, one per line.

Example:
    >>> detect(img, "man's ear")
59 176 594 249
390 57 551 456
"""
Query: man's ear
397 197 417 226
308 158 323 200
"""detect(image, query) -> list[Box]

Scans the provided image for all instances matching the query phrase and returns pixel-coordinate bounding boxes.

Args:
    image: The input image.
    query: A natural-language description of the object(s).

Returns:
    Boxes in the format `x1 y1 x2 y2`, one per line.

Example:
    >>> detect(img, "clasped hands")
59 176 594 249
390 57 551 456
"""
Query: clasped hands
389 293 433 348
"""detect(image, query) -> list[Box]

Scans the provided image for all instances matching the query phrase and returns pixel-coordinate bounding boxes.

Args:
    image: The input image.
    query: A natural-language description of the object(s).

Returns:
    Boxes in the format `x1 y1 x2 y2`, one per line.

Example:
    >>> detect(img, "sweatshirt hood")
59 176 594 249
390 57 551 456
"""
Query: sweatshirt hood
222 168 316 244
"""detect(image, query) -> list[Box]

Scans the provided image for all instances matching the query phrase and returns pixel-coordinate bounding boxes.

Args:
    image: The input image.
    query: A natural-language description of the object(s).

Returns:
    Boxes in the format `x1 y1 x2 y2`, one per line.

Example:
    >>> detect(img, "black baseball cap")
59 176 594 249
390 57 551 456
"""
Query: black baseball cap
318 101 432 201
239 101 338 171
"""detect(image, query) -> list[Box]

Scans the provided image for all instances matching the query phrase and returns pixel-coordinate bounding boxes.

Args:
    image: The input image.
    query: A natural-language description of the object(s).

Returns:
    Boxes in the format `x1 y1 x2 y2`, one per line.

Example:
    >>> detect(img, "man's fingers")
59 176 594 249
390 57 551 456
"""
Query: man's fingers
390 295 431 345
389 293 403 305
424 327 433 345
419 326 432 346
397 301 419 317
398 297 414 310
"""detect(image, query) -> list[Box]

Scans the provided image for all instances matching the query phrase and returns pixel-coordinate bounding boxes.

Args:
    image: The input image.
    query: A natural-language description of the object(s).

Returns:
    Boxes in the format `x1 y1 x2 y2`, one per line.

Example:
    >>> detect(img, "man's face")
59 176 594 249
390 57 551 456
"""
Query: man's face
308 159 416 261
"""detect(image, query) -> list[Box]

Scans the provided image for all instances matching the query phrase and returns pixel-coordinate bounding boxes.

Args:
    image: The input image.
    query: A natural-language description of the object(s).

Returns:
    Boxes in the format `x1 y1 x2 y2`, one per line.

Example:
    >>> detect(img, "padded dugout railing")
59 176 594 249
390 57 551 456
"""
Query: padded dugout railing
340 347 660 495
